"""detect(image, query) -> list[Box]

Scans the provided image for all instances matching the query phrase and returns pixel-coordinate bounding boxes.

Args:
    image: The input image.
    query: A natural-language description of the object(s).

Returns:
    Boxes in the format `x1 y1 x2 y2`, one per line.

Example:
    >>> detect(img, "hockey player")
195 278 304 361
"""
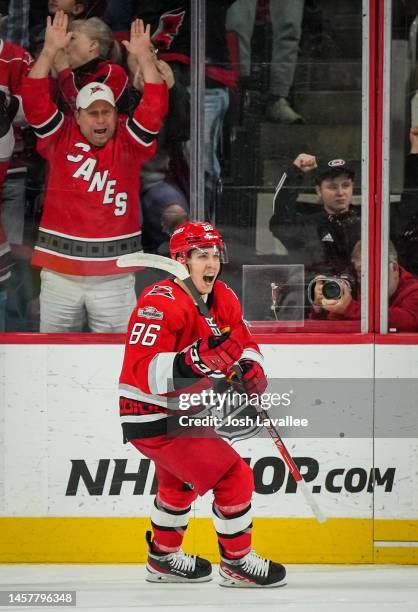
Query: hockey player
119 221 287 587
21 12 168 332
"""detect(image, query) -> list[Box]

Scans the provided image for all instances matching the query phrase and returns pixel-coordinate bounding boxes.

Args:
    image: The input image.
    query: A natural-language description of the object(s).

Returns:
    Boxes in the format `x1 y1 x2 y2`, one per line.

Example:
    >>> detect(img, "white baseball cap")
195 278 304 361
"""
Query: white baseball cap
76 82 115 110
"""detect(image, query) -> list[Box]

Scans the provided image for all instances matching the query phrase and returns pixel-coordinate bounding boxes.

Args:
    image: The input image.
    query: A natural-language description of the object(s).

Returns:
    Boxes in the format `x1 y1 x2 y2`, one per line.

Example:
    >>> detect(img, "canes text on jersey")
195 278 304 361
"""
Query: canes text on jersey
67 142 128 216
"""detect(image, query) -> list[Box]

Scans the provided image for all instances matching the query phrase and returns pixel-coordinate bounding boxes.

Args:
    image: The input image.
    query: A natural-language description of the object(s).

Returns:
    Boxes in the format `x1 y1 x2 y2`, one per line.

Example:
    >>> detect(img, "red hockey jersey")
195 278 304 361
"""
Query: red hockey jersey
21 76 168 276
118 278 264 438
0 40 32 284
0 39 31 108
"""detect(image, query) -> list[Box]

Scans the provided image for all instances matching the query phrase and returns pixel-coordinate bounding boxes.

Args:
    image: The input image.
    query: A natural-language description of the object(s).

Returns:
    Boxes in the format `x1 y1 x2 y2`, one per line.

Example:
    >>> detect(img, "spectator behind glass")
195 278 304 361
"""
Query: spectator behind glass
392 126 418 277
269 153 361 276
128 53 190 255
21 12 168 333
30 0 91 56
226 0 305 124
53 17 129 114
0 1 32 331
128 1 237 222
0 0 30 47
311 241 418 332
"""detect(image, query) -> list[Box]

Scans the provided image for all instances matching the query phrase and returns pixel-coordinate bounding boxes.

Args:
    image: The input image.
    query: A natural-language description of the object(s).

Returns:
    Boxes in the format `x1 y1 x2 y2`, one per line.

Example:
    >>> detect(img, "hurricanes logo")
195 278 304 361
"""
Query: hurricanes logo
90 85 105 94
145 285 175 300
328 159 346 168
152 9 185 50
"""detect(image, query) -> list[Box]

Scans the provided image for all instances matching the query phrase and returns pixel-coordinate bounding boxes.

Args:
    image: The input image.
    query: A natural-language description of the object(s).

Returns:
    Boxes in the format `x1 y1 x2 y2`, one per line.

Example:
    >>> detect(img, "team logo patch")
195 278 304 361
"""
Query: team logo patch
90 85 105 94
327 159 346 168
152 9 185 51
145 285 175 300
137 306 164 320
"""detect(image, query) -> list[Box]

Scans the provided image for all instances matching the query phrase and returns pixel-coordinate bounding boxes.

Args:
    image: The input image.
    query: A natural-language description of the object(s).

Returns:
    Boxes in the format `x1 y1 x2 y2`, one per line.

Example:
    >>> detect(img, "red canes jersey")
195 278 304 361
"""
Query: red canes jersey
21 76 168 276
0 41 32 285
119 278 264 439
0 161 12 284
0 39 32 119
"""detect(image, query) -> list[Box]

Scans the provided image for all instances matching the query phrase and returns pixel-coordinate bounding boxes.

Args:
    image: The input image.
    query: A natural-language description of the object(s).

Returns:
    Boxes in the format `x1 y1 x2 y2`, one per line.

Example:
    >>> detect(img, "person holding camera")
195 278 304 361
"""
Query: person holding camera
310 241 418 332
269 153 361 275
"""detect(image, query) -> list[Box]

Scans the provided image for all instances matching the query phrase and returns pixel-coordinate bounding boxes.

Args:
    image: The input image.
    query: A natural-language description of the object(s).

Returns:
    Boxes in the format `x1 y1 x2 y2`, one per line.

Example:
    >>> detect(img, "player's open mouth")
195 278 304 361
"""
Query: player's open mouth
203 275 215 284
94 129 107 135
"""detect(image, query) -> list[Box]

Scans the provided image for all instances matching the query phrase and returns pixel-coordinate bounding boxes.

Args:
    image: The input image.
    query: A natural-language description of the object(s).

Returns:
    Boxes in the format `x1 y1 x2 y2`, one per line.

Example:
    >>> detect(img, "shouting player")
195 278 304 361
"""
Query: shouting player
21 12 168 332
119 222 286 587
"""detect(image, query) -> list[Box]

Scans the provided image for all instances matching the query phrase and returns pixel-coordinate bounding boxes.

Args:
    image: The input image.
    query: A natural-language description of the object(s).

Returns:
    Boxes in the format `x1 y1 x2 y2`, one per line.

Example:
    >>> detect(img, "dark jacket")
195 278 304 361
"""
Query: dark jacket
269 163 361 276
132 0 237 88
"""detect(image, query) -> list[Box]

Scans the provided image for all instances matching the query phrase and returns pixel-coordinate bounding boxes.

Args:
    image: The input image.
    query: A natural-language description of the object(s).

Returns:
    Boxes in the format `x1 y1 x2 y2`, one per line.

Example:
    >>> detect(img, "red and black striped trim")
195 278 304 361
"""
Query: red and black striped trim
126 116 158 147
32 109 64 139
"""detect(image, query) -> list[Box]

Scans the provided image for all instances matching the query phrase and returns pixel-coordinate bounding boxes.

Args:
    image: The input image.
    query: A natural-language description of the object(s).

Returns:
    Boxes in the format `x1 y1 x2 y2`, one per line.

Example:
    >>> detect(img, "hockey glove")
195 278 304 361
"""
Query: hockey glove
183 330 243 377
231 359 268 397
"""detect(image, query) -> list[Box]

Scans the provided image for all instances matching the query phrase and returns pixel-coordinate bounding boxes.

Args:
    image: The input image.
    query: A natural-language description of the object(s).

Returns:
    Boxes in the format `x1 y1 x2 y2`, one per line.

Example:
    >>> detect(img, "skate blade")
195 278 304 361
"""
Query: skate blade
219 575 287 588
146 566 212 583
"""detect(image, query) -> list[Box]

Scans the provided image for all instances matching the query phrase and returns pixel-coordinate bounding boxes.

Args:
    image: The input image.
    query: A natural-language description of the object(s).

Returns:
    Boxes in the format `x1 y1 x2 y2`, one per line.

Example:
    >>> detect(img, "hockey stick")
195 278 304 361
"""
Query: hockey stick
117 252 223 336
117 252 326 523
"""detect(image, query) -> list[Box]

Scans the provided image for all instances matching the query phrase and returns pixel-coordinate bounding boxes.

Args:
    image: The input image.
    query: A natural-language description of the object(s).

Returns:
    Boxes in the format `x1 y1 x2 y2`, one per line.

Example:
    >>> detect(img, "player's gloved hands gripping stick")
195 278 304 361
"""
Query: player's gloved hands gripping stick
182 330 243 377
227 359 268 397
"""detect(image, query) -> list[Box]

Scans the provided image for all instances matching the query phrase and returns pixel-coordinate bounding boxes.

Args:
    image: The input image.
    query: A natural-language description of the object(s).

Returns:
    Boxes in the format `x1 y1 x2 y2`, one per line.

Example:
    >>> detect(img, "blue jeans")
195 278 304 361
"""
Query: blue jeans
1 175 26 245
226 0 305 98
184 87 230 220
204 87 230 220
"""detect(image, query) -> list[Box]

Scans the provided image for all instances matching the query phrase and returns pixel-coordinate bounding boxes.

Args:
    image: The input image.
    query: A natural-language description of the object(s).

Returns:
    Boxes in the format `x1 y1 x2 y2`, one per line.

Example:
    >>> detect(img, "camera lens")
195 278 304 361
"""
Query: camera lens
322 280 342 300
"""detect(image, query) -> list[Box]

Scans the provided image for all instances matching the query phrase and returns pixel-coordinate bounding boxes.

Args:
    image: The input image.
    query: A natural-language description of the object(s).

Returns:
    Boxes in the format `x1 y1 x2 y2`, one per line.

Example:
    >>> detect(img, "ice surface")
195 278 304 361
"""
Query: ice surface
0 564 418 612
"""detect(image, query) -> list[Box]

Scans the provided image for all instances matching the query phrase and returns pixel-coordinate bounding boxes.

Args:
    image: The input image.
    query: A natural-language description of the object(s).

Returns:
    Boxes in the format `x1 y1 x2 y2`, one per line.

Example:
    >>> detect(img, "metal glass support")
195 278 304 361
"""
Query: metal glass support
380 0 392 333
361 0 370 333
189 0 206 221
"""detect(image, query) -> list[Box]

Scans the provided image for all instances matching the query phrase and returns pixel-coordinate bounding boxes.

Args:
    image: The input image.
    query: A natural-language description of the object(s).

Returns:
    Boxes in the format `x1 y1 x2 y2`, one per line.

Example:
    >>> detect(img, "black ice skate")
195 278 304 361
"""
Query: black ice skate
145 531 212 583
219 549 286 588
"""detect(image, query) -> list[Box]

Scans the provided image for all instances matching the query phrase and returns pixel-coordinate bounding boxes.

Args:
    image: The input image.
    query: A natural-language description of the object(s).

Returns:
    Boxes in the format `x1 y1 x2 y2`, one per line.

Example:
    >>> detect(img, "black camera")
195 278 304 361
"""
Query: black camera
308 274 353 304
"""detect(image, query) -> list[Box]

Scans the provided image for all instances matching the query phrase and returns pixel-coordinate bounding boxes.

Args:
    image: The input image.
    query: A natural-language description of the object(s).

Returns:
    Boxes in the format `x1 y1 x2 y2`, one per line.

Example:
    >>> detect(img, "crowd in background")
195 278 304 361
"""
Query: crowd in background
0 1 417 333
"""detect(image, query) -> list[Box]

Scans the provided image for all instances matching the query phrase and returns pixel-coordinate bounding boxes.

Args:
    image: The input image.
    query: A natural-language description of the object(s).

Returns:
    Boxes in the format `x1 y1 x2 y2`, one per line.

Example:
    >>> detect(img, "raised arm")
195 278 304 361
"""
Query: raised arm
29 10 72 79
122 19 163 85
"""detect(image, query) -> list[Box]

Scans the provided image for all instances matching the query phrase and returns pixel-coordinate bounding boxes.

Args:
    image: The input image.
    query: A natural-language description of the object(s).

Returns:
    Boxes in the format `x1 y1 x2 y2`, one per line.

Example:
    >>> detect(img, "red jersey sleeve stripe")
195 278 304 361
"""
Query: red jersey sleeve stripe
31 109 64 138
126 116 159 147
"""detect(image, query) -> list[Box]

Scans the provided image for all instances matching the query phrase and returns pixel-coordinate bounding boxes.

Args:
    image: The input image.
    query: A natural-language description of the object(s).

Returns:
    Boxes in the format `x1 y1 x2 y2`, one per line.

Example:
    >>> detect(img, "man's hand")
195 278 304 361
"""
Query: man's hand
29 10 71 78
122 19 163 84
320 281 352 315
44 10 72 55
122 19 156 65
293 153 317 173
184 330 243 377
311 277 325 313
231 359 268 397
